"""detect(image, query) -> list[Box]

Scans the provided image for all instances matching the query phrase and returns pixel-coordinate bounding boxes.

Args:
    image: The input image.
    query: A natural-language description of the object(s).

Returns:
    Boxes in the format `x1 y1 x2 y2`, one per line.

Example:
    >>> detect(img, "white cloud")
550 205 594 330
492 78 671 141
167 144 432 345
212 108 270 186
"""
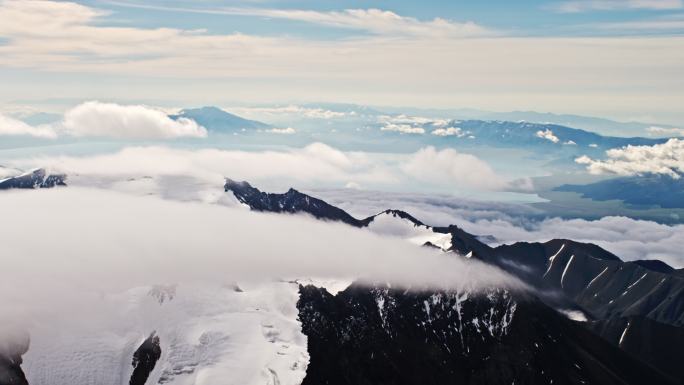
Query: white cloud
0 187 525 330
380 123 425 134
536 129 560 143
646 125 684 137
400 146 509 191
57 101 207 139
576 138 684 178
0 113 56 138
9 143 525 193
268 127 297 134
431 127 465 137
245 8 493 38
114 5 494 38
13 143 395 189
564 140 577 145
552 0 683 13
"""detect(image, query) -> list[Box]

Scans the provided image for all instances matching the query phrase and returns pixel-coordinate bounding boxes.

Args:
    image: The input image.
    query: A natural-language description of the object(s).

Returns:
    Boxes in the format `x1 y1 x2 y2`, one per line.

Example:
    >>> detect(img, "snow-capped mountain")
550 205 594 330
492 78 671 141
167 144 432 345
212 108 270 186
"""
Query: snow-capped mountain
225 181 454 251
225 180 684 383
0 168 66 190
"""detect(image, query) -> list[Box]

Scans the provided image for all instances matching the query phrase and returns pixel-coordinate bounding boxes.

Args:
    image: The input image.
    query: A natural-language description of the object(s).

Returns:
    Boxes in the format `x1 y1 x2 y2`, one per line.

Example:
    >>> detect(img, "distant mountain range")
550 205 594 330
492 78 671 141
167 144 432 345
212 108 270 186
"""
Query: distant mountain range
557 174 684 209
170 106 271 133
226 180 684 383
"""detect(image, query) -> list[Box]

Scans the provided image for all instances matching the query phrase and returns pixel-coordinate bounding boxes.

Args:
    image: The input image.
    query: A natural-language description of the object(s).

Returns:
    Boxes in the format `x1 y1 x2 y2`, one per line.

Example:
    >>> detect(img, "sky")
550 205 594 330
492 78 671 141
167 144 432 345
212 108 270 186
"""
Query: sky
0 0 683 124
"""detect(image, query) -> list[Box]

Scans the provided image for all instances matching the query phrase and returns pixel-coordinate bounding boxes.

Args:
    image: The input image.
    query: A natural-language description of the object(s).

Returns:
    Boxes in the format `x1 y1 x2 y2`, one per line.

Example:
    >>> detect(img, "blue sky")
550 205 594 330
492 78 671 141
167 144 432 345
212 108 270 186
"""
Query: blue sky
89 0 684 37
0 0 683 124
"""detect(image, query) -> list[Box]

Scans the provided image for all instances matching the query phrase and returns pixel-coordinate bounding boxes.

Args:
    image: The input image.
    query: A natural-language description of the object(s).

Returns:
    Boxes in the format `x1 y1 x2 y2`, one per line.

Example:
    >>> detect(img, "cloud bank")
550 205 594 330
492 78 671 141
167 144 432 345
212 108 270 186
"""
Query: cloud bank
401 147 513 191
309 188 684 268
10 144 526 193
576 138 684 178
0 187 525 328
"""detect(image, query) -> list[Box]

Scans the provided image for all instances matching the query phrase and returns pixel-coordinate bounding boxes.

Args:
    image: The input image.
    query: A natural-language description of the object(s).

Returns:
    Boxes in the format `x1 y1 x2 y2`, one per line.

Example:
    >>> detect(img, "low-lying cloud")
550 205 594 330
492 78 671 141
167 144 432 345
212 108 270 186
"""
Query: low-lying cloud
0 187 525 330
309 188 684 268
10 143 524 193
576 138 684 178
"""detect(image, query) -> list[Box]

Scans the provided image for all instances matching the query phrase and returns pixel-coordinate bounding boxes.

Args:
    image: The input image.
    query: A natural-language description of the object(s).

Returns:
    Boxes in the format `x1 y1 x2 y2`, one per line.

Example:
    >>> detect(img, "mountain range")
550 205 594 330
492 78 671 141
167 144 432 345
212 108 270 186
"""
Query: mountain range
226 179 684 383
1 177 682 384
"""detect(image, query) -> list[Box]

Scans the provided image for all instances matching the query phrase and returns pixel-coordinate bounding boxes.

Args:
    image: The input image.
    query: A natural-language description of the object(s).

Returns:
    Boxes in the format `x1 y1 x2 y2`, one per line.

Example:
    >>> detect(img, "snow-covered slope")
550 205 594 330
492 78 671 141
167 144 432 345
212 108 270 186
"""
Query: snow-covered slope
22 282 310 385
365 210 452 251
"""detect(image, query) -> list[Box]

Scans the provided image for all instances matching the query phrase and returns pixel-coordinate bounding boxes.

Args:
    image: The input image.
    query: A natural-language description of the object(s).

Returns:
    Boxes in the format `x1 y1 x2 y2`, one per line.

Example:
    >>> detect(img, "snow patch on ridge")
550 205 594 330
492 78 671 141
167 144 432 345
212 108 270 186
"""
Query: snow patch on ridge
366 211 452 251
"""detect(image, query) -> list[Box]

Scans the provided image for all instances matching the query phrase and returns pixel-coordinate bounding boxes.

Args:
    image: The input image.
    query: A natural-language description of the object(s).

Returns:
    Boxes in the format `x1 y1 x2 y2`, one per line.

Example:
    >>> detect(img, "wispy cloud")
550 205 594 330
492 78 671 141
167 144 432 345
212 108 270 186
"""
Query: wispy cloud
1 1 683 121
102 2 494 38
646 125 684 136
593 13 684 30
551 0 683 13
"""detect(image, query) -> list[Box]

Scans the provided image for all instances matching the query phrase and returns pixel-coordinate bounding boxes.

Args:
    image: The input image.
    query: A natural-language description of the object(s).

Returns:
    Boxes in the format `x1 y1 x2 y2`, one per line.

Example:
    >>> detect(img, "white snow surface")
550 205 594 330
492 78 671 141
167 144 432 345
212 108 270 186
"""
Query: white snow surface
23 281 311 385
366 211 452 251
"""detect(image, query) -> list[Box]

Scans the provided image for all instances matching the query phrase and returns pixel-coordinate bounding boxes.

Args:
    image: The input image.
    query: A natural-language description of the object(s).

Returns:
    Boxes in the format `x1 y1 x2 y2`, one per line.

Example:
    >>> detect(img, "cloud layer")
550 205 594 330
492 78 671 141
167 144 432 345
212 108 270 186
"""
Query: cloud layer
576 138 684 178
309 188 684 268
9 144 525 193
0 187 525 328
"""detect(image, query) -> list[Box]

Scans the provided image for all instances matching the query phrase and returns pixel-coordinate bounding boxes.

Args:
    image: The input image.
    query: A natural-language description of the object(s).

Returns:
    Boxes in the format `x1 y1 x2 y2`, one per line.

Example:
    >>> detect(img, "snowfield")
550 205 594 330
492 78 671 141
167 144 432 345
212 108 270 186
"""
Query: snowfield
23 281 313 385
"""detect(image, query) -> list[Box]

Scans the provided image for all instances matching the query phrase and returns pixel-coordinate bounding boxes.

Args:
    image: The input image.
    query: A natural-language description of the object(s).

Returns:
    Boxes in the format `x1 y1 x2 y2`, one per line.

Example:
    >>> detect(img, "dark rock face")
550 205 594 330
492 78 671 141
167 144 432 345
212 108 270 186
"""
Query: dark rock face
298 283 674 385
0 169 66 190
225 179 366 227
0 332 29 385
587 316 684 384
129 333 162 385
